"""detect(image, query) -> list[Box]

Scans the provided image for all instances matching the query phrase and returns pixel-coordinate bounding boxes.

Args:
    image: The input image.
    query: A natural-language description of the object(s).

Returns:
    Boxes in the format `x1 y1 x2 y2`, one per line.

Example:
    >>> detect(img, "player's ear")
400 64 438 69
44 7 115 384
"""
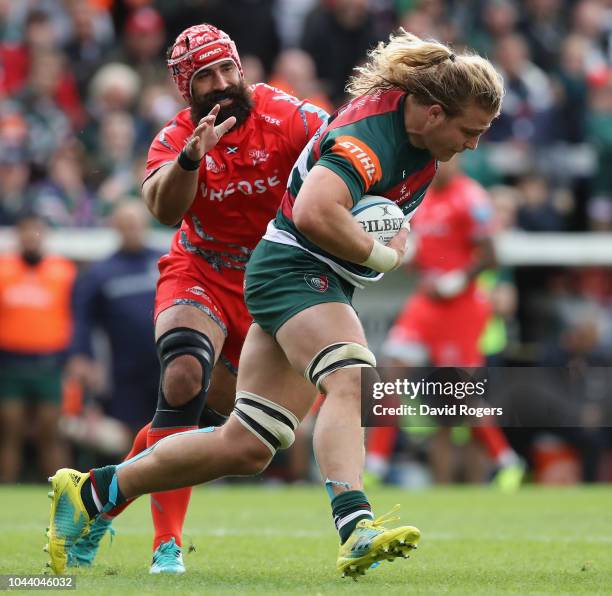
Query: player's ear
426 104 446 125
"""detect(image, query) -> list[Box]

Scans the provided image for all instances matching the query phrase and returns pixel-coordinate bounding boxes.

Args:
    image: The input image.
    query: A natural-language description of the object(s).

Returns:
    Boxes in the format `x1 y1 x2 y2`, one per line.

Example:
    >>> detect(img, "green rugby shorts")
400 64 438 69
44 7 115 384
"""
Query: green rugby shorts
245 240 355 337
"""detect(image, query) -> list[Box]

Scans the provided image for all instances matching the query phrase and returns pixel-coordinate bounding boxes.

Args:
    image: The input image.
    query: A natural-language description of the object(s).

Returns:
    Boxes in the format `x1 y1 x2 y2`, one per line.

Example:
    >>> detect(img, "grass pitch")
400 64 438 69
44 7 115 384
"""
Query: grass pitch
1 483 611 594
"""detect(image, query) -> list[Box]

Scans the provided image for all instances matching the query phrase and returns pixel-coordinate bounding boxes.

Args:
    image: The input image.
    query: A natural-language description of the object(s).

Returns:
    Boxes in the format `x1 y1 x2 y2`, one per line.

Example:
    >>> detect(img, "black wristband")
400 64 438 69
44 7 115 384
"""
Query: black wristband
178 148 202 171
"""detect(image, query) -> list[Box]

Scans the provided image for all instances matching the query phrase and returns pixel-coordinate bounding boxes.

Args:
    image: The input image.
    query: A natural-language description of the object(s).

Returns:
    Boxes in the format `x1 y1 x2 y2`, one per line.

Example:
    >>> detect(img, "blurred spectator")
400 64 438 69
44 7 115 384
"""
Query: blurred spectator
489 33 557 147
81 61 141 158
517 0 565 72
63 0 115 96
571 0 609 79
398 8 439 41
536 299 611 483
165 0 280 75
275 0 318 48
587 71 612 229
408 0 459 45
241 54 266 86
86 61 141 119
0 145 33 226
469 0 519 58
12 49 76 167
554 35 590 144
0 0 22 43
89 111 139 215
66 201 162 434
301 0 380 105
0 9 85 129
268 48 333 113
136 81 182 145
107 6 167 87
0 212 76 482
0 9 53 96
515 172 571 231
30 141 97 227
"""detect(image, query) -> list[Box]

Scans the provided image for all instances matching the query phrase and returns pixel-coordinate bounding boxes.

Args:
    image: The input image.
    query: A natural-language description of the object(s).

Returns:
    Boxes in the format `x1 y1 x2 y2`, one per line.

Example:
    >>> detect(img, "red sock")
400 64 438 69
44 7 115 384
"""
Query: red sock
472 425 512 463
126 422 152 459
147 426 196 550
105 422 152 519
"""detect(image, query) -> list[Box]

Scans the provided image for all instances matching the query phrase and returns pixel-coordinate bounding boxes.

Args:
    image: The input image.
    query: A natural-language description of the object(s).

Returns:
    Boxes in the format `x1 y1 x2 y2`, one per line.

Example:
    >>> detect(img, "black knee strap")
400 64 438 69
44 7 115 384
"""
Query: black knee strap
199 405 229 428
152 327 215 428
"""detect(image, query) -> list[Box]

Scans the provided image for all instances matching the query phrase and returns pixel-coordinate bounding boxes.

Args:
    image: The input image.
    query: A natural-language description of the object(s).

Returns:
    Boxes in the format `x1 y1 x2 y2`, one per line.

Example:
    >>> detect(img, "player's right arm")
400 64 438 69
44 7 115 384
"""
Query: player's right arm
293 165 410 271
143 104 236 226
292 115 409 273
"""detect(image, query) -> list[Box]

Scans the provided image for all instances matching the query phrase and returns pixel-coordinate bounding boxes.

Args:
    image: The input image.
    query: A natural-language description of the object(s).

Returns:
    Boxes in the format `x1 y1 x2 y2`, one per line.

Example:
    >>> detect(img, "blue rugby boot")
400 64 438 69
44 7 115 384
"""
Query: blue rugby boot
149 538 186 574
67 516 114 567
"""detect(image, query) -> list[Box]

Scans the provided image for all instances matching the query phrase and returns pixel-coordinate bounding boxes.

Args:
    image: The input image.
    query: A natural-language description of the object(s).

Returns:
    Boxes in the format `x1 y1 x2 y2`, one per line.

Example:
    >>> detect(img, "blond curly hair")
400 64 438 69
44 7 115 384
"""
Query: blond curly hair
347 29 504 117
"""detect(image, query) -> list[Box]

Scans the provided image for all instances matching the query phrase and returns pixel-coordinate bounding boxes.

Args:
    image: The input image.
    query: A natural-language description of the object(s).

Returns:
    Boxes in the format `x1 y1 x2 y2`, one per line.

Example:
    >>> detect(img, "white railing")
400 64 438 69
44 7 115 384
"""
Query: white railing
1 228 612 266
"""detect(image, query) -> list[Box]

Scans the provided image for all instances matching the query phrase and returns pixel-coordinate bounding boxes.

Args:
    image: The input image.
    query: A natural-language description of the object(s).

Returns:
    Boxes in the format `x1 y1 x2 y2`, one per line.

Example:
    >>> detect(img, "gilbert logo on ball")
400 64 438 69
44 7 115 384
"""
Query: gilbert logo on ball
351 195 405 244
304 274 329 293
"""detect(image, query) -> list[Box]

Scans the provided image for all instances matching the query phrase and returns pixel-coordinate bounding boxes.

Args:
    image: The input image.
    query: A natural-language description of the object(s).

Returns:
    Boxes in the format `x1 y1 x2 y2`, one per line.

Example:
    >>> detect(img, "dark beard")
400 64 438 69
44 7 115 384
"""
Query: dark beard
190 81 253 130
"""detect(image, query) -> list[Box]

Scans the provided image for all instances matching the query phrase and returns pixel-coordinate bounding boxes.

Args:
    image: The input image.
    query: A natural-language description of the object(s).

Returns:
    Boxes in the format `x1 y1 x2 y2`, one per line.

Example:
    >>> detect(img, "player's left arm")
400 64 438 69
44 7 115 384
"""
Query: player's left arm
433 188 497 298
465 187 498 276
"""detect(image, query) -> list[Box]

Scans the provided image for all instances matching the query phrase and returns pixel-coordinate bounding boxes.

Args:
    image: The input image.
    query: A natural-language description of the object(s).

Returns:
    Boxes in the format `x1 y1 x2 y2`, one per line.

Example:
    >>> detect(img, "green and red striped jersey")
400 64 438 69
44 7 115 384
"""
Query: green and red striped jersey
264 88 438 287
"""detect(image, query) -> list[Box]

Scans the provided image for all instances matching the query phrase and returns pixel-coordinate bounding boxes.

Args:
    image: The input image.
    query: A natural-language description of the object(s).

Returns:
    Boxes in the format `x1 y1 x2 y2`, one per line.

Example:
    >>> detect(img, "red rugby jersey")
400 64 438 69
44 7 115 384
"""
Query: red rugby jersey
412 174 494 274
145 83 328 271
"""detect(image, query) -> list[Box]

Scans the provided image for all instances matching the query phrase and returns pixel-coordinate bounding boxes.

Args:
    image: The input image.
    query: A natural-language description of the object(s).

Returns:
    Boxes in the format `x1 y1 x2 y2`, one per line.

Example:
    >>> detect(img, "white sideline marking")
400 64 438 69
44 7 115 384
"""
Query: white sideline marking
21 522 612 543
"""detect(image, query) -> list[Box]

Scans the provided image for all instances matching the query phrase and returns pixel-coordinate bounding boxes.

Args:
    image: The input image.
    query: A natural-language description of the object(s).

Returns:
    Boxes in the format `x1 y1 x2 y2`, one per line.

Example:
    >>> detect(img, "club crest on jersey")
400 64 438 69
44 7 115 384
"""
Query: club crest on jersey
304 274 329 293
205 155 225 173
248 148 269 165
331 135 382 187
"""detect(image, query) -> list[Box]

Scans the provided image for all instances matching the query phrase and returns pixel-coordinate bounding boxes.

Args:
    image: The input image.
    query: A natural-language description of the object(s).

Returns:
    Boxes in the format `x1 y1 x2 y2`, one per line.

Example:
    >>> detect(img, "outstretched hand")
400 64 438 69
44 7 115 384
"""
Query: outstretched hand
184 104 237 160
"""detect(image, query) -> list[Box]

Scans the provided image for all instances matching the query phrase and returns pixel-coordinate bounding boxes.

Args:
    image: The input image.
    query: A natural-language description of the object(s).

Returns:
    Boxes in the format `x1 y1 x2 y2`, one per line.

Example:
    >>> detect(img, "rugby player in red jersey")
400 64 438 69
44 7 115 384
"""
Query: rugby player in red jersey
65 23 328 573
367 157 524 489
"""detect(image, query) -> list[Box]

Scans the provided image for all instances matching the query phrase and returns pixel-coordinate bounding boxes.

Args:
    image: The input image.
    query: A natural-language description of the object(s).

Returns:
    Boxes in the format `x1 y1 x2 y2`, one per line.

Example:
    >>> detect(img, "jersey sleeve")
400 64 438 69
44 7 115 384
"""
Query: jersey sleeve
315 118 386 205
285 99 329 153
143 116 190 183
464 183 494 240
261 85 329 155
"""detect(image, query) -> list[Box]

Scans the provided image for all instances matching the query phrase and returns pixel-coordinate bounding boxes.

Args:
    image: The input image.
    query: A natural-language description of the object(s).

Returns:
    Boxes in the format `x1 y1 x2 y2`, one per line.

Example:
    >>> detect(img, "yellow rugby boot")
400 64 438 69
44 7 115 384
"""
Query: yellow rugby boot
337 505 420 580
45 469 92 575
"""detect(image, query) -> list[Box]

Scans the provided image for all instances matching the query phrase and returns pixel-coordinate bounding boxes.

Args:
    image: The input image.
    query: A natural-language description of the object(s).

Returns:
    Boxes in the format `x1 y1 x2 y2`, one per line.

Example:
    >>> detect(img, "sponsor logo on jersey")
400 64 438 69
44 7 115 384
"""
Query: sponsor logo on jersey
205 154 225 173
259 113 281 126
304 274 329 293
187 285 209 297
248 148 269 165
226 146 238 154
331 135 382 187
199 175 281 201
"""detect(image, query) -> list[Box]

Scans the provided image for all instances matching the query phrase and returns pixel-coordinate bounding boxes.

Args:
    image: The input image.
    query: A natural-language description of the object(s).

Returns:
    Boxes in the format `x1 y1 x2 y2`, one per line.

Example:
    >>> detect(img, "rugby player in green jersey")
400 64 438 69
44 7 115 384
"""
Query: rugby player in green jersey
46 30 504 579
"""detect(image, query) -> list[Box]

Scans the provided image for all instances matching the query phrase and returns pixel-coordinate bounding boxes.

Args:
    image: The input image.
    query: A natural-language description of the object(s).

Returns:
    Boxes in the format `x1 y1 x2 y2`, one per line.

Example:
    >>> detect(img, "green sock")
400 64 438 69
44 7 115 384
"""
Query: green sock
331 490 373 543
79 465 126 517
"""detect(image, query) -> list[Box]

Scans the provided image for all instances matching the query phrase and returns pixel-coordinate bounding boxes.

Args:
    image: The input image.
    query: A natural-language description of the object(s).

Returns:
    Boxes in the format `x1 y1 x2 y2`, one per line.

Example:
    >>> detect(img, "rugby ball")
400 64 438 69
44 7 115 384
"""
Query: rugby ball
351 195 405 244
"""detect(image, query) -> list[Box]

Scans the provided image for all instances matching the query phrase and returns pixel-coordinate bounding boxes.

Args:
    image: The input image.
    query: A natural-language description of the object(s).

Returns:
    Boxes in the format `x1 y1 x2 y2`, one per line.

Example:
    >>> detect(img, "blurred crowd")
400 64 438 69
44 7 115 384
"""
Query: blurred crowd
0 0 611 485
0 0 610 231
